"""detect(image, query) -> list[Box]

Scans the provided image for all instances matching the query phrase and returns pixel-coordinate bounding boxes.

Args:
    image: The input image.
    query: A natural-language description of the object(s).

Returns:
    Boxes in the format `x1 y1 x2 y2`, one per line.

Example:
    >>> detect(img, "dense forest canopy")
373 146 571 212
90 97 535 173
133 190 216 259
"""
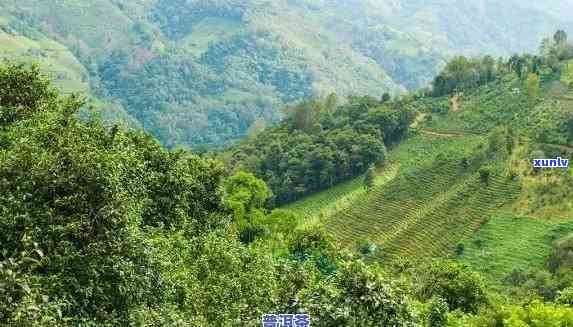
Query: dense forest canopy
222 95 414 205
431 30 573 97
0 0 572 148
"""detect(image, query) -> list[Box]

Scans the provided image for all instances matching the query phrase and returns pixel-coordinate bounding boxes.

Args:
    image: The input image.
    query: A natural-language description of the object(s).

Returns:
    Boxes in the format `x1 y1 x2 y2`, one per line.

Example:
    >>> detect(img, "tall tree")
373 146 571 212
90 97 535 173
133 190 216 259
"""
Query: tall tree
364 165 376 191
554 30 568 45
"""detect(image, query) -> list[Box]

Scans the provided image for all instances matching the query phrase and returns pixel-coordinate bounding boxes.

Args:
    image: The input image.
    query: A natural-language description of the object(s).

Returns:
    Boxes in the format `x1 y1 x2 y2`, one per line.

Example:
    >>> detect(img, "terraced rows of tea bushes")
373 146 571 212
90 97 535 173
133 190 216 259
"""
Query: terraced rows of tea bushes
281 132 479 222
383 163 521 259
459 215 573 286
332 159 473 243
283 165 399 224
284 177 364 219
325 133 521 258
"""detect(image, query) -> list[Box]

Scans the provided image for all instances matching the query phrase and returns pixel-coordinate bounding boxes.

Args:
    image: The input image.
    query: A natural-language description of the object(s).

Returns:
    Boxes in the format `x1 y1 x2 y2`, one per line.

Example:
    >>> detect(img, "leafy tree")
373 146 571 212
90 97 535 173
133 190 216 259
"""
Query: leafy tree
0 63 58 125
288 226 336 260
223 171 271 243
506 301 573 326
299 261 417 326
426 297 449 327
285 100 322 133
455 243 465 256
381 92 391 103
469 302 573 327
557 287 573 306
479 167 491 185
554 30 568 45
415 261 488 314
364 165 376 191
547 234 573 273
223 171 271 219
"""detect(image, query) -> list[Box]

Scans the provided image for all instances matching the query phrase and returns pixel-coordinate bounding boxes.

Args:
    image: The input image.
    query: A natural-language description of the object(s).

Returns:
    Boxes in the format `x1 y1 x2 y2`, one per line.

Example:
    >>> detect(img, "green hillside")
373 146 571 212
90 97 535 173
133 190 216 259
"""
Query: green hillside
1 0 572 148
323 132 521 258
0 30 88 93
280 35 573 286
5 31 573 326
459 214 573 288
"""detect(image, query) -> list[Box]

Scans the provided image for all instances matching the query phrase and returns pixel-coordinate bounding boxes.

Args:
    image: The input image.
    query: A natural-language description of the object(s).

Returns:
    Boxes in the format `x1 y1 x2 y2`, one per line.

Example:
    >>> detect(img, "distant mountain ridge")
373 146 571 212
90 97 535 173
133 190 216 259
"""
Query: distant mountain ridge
0 0 572 148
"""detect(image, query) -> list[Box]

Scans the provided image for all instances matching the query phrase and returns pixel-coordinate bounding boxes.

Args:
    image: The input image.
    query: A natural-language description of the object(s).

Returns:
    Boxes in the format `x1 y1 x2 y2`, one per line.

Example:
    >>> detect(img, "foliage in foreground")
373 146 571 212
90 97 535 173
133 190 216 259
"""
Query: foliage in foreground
0 62 420 326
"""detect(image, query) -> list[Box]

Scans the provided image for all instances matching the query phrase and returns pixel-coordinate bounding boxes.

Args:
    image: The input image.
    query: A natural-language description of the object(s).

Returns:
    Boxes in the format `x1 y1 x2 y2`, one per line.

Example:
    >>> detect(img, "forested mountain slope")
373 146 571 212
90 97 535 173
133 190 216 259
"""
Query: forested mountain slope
276 33 573 308
1 0 572 148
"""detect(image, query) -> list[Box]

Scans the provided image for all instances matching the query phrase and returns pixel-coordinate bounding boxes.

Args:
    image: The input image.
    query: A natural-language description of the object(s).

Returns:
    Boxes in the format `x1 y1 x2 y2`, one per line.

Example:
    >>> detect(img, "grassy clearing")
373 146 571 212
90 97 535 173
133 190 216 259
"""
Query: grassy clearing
182 17 244 57
458 214 573 287
0 31 89 93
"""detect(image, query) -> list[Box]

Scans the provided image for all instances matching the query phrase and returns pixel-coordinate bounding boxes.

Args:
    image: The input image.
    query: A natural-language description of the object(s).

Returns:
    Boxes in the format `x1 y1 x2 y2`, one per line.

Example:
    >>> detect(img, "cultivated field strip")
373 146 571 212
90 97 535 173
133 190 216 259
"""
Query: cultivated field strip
325 134 521 259
284 165 400 222
384 169 521 259
459 216 573 287
327 157 482 246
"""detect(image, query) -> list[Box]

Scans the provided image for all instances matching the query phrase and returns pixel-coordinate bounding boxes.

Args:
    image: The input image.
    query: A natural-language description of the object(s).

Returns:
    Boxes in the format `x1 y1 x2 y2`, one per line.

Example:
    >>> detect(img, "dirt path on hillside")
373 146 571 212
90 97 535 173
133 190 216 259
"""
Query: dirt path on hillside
410 113 428 128
420 129 467 138
451 94 461 112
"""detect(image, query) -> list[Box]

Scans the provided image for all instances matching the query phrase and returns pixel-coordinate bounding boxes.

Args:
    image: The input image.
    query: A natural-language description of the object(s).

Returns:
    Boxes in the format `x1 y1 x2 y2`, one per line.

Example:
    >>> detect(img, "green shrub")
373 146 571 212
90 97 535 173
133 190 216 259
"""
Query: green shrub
415 261 488 314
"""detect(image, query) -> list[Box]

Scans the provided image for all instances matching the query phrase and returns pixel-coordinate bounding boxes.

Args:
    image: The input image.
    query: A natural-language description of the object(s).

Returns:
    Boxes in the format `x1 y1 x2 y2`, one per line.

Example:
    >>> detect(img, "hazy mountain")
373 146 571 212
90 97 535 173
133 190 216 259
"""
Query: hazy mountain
1 0 571 147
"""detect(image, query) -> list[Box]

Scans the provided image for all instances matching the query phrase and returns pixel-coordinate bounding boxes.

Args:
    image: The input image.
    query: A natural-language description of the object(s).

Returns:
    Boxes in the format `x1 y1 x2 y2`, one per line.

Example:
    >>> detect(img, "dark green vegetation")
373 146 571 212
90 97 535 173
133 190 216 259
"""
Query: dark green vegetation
0 62 416 326
6 61 573 327
223 96 414 205
1 1 573 148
